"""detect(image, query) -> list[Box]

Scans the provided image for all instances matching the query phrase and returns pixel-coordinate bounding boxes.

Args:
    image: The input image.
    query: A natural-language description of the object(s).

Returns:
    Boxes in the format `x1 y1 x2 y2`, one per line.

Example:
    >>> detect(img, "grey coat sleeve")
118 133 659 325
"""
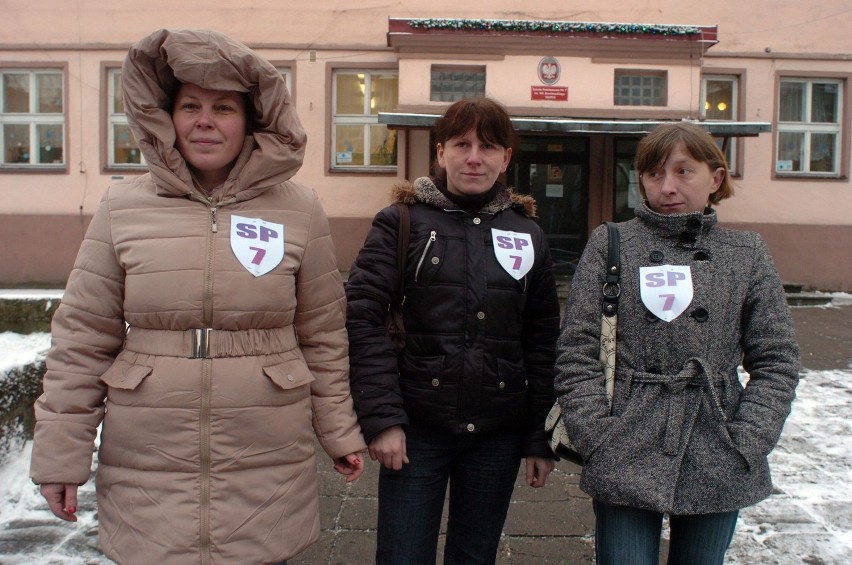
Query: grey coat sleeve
553 224 616 459
727 235 801 465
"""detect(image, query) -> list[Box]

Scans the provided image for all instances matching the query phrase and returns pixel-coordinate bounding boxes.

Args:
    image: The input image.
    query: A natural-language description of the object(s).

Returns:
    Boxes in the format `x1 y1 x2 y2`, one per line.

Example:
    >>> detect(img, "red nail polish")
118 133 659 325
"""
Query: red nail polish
67 506 76 514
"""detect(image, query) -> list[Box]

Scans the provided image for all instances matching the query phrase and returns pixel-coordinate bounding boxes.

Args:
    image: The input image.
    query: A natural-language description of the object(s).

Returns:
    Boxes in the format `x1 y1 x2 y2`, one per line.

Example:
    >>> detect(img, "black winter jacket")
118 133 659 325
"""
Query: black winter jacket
346 177 560 457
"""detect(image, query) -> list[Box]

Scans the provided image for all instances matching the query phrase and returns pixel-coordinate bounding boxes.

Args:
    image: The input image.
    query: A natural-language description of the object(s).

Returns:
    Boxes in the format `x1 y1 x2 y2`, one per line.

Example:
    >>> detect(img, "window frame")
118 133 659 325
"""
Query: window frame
701 73 743 177
103 65 146 171
329 66 399 173
775 75 845 178
1 65 67 171
613 70 667 107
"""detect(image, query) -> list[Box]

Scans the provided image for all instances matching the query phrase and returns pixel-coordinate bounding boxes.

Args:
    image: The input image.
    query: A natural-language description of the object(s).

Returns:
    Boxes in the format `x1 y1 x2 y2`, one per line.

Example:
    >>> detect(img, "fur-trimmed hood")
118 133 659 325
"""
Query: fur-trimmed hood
391 177 538 218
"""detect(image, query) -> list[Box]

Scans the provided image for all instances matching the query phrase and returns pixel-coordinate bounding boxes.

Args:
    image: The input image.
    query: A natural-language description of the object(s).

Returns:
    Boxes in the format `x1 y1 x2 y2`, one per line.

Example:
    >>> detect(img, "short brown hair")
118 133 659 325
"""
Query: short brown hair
635 122 734 204
432 97 518 181
434 97 518 153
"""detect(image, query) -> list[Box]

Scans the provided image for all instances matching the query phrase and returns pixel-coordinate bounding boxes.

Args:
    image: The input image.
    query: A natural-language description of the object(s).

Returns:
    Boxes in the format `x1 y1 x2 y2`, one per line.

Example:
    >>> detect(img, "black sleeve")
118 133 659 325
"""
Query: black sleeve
345 205 410 442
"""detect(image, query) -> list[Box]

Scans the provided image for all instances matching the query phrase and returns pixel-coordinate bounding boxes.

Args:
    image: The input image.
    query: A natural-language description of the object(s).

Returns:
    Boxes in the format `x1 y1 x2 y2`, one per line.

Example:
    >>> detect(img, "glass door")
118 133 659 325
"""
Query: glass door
511 137 589 276
613 137 641 223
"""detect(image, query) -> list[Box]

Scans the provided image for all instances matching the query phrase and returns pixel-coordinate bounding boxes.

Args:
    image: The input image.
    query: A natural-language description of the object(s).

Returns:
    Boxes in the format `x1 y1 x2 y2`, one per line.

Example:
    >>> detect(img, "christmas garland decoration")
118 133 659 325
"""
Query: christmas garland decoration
407 19 703 37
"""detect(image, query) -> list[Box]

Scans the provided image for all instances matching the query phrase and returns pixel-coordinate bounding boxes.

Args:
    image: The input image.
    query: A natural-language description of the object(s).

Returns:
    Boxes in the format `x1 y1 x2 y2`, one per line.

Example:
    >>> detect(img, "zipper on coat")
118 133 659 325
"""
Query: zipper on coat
199 198 218 565
414 230 437 283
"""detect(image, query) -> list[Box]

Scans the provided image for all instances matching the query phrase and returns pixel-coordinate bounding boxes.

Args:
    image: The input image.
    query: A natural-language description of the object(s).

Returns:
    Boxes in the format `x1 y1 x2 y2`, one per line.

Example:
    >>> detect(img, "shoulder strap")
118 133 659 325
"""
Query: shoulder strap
393 203 410 306
602 222 621 317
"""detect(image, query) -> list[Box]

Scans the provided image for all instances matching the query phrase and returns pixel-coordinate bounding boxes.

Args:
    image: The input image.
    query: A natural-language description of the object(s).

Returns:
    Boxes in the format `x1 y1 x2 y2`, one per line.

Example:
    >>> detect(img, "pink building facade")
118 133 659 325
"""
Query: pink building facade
2 1 850 289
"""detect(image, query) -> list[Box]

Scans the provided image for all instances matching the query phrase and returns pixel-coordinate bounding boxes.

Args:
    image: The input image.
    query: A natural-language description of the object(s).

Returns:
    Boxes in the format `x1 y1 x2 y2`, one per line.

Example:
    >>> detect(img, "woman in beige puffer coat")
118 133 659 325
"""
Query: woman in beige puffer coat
29 28 366 565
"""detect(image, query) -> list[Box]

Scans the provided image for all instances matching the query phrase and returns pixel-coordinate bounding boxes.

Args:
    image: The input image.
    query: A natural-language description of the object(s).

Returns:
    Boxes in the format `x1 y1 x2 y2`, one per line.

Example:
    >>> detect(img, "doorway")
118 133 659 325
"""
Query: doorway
510 137 589 275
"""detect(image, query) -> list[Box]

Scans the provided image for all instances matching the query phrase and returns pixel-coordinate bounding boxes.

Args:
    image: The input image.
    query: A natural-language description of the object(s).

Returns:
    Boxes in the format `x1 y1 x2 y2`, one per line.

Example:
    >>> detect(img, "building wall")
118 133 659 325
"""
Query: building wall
2 1 851 289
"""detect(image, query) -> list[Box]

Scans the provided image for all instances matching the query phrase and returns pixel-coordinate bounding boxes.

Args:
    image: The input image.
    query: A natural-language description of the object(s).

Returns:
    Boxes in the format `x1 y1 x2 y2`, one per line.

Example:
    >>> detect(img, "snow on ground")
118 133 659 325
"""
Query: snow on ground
0 332 50 375
0 289 63 300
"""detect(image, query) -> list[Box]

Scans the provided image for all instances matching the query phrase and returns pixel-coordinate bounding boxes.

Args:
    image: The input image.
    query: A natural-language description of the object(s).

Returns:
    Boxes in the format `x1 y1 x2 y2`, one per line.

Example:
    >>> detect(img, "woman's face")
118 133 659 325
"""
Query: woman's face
641 142 724 214
436 129 512 196
172 83 247 190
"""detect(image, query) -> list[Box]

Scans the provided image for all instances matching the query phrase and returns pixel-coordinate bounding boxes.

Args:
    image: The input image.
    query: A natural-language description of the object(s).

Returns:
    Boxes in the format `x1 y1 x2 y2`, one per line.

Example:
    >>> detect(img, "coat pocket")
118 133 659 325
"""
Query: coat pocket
262 360 316 391
492 357 528 393
99 359 153 390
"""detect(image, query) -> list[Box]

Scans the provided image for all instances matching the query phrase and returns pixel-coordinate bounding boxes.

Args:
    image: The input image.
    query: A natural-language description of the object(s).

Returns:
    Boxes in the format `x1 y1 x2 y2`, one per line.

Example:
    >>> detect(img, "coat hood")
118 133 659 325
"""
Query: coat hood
391 177 538 217
121 28 307 201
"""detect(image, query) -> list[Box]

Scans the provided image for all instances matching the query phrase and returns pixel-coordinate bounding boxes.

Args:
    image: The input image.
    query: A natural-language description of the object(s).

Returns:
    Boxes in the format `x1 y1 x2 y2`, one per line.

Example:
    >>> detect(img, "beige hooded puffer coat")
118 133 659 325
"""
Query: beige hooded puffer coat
30 29 366 564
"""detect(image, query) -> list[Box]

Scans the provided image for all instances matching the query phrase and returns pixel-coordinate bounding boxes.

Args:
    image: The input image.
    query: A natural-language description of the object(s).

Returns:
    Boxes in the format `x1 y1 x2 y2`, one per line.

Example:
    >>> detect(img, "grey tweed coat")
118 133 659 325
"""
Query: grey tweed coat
554 202 800 514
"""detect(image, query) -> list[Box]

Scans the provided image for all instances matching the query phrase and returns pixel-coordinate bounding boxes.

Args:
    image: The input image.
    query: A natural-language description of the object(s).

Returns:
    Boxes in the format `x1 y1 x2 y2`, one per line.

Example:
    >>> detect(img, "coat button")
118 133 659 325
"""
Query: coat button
679 232 696 245
647 366 661 374
287 374 295 381
466 423 476 432
431 378 440 387
686 218 702 231
431 256 440 265
473 217 481 225
649 250 664 263
691 307 709 322
477 311 486 320
498 381 506 390
645 310 658 322
694 250 710 261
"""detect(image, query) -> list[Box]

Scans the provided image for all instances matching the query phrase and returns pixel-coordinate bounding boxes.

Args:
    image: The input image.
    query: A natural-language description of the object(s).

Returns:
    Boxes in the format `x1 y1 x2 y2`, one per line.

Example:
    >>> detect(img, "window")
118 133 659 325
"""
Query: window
332 70 398 170
702 75 739 174
278 68 292 94
430 66 485 102
107 69 145 168
777 78 842 175
614 71 666 106
1 69 65 167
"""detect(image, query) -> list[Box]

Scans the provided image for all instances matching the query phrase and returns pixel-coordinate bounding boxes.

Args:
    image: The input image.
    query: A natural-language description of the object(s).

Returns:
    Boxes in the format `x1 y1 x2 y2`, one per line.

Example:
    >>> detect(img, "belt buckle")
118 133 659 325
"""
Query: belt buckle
190 328 212 359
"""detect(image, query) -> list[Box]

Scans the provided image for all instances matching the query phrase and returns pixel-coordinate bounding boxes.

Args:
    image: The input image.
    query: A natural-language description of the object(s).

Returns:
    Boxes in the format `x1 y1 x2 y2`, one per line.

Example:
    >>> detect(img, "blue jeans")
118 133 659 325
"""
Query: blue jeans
593 500 739 565
376 426 523 565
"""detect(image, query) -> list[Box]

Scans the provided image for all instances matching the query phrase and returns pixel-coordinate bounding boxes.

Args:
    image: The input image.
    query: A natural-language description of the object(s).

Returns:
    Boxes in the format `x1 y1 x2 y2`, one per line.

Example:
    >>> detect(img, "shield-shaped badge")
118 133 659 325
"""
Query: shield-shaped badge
491 228 534 280
639 265 694 322
230 214 285 277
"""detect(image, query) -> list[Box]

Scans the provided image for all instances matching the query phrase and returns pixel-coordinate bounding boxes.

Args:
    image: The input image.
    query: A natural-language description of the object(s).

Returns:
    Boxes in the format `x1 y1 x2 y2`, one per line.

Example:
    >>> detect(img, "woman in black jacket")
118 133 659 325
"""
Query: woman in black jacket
346 98 561 564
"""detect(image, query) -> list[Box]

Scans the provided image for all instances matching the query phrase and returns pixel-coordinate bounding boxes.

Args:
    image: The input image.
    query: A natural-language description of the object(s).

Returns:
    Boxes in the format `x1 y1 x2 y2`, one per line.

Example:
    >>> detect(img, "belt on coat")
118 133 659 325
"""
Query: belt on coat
619 358 729 455
123 326 299 359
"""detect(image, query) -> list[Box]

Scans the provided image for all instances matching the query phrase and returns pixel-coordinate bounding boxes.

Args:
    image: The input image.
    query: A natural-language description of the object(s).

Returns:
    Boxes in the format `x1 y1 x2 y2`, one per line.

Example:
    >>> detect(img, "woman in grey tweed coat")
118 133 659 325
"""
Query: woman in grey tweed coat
555 122 800 565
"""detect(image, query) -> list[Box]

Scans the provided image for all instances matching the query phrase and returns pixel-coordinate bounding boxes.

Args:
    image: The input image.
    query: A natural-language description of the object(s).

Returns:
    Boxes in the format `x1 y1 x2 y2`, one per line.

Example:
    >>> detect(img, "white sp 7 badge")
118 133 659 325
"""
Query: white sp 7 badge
639 265 694 322
491 229 534 280
230 214 285 277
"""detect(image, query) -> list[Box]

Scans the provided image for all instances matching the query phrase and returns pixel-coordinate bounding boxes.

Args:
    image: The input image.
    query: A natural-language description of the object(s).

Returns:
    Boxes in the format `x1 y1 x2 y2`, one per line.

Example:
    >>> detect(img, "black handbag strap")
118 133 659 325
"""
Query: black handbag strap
393 203 410 307
602 222 621 317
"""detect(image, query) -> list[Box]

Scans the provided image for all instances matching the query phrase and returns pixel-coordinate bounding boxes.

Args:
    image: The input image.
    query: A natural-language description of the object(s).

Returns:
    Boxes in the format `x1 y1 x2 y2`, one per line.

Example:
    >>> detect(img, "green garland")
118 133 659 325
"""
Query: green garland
407 18 703 37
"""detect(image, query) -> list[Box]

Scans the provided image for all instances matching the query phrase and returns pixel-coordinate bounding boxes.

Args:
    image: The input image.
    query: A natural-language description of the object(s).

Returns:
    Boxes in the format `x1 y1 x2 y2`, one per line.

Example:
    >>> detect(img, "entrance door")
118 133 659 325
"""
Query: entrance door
510 137 589 276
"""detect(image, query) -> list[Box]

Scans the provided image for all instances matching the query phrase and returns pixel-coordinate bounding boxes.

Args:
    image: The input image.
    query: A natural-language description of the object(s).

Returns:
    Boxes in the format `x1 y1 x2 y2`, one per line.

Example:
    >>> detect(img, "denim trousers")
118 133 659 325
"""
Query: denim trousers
376 426 524 565
593 500 739 565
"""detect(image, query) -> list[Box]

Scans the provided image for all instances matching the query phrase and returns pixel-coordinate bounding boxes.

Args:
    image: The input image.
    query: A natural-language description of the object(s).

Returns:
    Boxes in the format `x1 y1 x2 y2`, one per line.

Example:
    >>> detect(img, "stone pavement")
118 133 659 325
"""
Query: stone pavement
1 303 849 564
292 447 594 565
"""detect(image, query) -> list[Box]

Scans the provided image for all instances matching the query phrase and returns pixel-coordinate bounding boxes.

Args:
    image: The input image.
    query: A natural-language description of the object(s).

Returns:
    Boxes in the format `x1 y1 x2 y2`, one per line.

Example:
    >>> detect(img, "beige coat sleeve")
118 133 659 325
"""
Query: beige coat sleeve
294 192 367 459
30 194 126 485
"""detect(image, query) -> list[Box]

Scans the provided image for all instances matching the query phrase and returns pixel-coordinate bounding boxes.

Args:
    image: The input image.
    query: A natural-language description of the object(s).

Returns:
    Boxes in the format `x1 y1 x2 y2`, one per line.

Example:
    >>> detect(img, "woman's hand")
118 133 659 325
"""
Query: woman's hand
40 483 78 522
368 425 409 470
525 456 555 488
333 452 366 483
